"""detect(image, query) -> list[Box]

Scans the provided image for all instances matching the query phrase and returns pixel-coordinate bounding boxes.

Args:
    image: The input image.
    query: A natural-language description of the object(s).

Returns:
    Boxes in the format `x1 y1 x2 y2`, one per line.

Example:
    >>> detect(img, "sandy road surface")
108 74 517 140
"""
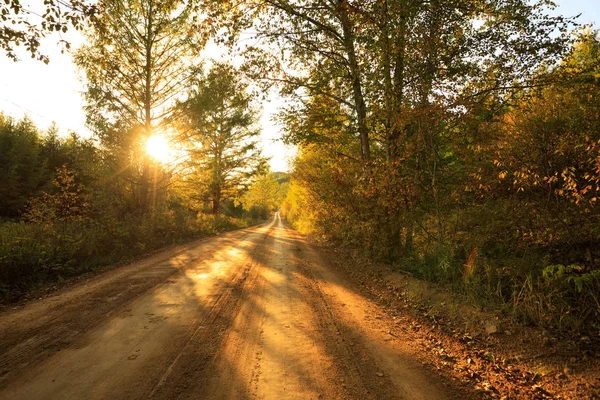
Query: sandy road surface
0 214 461 399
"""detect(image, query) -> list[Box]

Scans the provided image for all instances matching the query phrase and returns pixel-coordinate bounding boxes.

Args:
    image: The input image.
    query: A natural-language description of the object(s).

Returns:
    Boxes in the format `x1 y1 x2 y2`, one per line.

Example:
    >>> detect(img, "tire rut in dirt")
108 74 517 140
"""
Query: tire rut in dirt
147 226 273 400
0 230 255 389
293 249 388 399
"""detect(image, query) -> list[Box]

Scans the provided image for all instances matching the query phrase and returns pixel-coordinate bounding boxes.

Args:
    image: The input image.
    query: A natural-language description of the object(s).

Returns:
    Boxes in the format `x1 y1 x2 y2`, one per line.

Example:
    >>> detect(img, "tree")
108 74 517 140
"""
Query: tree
74 0 204 210
241 172 287 219
180 63 267 214
248 0 574 254
1 0 96 62
0 114 44 217
235 0 372 163
24 164 91 224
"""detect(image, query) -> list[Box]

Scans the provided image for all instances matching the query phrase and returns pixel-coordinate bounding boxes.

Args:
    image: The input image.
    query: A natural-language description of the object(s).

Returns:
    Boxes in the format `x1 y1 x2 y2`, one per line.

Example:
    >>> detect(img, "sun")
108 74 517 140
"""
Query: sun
146 135 171 163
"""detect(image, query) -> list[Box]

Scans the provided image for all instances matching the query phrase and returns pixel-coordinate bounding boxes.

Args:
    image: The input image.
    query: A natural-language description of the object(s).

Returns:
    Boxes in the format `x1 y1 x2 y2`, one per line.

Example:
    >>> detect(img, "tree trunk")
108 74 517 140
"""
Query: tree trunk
139 0 154 212
139 161 150 211
404 217 414 255
389 3 407 160
338 0 370 164
380 0 408 259
380 0 394 162
212 185 221 214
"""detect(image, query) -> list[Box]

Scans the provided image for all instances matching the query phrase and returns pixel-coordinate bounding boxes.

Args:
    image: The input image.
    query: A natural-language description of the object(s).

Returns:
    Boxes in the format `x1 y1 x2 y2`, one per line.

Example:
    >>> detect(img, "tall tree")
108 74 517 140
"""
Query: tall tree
74 0 204 210
0 114 43 216
180 63 267 214
245 0 574 251
235 0 372 163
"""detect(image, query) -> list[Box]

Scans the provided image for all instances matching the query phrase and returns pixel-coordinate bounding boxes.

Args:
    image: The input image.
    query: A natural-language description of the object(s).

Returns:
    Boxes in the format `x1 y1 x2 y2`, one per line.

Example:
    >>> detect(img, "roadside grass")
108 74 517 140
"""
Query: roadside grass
394 245 600 336
0 214 257 302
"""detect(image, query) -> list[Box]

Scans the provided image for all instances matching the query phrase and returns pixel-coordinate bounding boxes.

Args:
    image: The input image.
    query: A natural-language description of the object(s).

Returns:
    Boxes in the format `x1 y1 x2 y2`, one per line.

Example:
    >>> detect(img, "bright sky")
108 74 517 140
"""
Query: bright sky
0 0 598 172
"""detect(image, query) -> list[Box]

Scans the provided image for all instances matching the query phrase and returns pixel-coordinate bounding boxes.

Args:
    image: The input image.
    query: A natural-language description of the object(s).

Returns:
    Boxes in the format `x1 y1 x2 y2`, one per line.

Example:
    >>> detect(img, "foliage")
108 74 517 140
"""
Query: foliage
178 62 268 214
241 171 288 219
0 0 96 62
282 28 600 334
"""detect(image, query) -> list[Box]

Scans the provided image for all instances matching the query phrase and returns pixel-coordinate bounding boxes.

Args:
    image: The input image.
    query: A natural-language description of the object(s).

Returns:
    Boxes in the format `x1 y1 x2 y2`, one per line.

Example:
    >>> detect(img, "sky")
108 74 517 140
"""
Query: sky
0 0 599 172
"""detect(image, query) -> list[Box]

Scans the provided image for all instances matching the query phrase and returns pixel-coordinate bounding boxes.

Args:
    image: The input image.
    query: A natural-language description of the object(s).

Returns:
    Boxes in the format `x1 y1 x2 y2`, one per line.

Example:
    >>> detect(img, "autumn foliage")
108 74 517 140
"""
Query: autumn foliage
283 30 600 333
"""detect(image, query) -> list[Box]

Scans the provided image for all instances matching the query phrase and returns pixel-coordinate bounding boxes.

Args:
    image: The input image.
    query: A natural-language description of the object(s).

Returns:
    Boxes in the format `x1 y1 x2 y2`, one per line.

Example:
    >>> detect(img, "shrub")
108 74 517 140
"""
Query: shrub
0 211 248 301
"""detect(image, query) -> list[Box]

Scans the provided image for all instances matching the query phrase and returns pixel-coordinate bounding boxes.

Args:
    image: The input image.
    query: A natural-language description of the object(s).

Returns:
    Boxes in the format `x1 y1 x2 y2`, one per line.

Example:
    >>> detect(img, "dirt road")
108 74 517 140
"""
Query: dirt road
0 214 464 399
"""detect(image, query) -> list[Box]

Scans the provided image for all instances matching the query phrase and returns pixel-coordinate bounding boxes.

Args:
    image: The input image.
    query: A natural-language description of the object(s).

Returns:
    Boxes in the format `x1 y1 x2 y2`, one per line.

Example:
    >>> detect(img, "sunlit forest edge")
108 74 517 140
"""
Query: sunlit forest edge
0 113 288 300
1 0 600 337
282 31 600 335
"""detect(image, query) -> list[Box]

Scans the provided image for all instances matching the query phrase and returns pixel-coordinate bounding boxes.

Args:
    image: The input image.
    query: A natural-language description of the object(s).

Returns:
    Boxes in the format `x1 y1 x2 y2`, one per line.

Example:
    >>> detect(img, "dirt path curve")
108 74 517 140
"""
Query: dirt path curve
0 214 464 399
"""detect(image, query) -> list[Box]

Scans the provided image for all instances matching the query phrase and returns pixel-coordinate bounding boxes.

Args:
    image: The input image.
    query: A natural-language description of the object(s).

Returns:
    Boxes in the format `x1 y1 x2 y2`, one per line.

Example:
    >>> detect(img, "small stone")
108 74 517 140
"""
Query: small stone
376 372 384 377
485 322 502 335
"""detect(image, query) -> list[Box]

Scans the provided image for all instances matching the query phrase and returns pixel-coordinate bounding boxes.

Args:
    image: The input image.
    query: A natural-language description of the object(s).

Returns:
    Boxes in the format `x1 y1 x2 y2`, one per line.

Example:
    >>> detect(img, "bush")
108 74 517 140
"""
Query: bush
0 212 249 301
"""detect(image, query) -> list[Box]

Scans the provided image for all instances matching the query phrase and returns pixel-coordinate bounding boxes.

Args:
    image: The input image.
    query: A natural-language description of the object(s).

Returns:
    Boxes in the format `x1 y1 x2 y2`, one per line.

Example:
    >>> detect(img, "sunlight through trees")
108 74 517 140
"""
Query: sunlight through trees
1 0 600 336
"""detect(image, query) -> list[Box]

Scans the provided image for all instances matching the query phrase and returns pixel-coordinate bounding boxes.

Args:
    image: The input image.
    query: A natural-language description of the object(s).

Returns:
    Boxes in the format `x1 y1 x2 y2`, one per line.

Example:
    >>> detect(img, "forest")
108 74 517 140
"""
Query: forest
1 0 599 339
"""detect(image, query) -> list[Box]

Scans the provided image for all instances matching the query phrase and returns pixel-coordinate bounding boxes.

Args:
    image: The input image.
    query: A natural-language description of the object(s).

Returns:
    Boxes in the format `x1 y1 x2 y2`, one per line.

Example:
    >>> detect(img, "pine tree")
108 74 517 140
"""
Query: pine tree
180 63 267 214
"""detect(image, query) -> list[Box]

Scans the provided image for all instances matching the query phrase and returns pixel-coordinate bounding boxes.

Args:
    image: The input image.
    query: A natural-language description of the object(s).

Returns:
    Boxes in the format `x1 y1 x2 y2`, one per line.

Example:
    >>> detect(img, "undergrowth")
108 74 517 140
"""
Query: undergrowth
285 204 600 335
0 213 251 301
394 242 600 335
